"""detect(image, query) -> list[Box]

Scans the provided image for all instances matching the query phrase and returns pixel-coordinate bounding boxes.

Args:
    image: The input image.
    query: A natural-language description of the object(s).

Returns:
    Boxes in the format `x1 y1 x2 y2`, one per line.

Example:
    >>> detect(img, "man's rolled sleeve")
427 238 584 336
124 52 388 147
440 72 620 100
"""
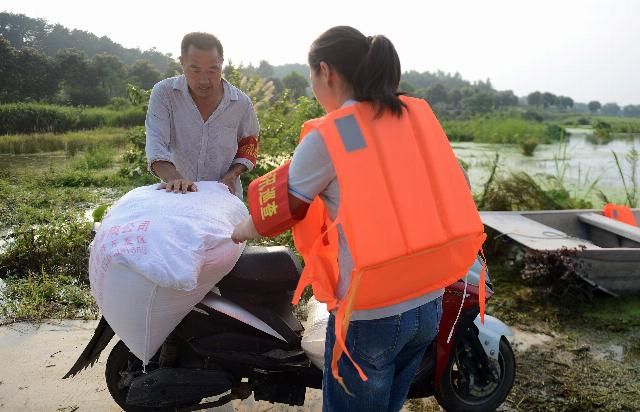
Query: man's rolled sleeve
233 102 260 171
145 83 173 178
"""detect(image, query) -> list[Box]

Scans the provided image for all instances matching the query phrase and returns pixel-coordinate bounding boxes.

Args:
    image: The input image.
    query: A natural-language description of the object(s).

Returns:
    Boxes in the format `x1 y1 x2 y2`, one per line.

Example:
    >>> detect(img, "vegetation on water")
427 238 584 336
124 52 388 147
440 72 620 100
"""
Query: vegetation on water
443 113 562 144
0 127 129 155
0 103 145 135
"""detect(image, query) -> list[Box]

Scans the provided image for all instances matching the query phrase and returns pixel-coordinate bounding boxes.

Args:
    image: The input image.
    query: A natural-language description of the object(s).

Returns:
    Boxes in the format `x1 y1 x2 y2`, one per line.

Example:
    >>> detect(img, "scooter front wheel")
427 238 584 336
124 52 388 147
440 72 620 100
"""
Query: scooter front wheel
434 337 515 412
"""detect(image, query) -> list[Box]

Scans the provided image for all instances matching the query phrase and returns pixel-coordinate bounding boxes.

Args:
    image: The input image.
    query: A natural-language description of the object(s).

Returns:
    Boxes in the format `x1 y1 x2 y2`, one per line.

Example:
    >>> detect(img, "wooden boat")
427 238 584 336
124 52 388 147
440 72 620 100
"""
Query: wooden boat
480 209 640 295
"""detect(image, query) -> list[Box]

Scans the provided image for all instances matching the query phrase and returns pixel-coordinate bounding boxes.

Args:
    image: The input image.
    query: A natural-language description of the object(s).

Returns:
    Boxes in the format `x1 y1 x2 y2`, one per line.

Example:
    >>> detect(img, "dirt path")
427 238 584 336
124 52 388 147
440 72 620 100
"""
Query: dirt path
3 319 634 411
0 320 119 411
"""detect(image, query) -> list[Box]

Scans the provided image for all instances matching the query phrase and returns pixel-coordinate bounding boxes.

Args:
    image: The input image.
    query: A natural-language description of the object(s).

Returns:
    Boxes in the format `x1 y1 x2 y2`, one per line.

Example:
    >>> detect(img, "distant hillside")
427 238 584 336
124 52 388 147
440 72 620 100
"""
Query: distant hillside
272 63 309 80
0 12 175 72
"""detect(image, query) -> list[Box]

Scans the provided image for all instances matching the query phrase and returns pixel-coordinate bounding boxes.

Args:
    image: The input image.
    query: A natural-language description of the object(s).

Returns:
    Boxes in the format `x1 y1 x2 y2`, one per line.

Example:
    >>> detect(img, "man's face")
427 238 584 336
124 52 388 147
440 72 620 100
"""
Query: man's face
180 45 223 98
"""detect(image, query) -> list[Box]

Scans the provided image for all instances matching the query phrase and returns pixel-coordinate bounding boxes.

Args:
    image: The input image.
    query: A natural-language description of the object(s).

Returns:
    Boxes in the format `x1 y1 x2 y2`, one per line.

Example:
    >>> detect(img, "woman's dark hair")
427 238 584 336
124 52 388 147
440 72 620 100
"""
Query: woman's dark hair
308 26 405 117
181 32 224 59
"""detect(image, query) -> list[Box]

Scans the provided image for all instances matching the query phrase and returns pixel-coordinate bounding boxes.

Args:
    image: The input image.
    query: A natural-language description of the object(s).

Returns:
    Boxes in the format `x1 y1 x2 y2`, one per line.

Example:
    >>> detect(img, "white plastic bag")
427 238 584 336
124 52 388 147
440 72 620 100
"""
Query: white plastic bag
88 181 247 362
301 297 330 370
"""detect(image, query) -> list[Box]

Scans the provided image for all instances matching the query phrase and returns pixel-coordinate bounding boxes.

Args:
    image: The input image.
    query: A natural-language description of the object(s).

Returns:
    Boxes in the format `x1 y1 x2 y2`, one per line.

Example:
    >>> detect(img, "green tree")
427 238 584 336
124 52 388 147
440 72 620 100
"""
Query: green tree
163 59 182 78
128 59 162 89
527 91 543 107
93 53 126 98
461 91 496 115
542 92 558 108
256 60 274 78
55 48 105 105
447 88 463 105
282 71 308 99
399 80 415 94
622 105 640 117
0 37 18 102
424 83 448 105
601 102 621 116
0 12 47 48
496 90 518 109
588 100 601 114
14 47 60 102
55 48 95 86
557 96 574 111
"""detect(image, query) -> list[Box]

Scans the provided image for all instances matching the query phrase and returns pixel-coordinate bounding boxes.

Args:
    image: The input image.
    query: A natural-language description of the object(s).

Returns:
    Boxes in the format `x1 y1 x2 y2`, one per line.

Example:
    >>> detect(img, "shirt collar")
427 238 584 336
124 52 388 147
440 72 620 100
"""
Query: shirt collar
341 99 357 108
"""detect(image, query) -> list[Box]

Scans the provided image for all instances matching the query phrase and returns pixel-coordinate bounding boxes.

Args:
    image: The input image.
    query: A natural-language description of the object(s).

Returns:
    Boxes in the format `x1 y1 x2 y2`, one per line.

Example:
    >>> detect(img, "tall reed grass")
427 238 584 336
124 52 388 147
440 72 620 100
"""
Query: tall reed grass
0 128 128 155
0 103 145 135
443 115 558 144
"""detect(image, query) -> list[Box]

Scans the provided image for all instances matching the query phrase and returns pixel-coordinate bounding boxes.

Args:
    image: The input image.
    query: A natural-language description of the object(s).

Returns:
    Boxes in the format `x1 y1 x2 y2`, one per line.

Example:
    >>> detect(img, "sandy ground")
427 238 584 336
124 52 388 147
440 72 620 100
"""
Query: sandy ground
2 320 484 412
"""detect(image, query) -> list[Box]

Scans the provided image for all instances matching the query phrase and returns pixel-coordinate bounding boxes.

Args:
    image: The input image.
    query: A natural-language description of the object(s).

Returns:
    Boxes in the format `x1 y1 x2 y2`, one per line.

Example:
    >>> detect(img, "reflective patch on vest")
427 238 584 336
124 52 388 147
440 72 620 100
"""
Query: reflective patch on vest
335 115 367 152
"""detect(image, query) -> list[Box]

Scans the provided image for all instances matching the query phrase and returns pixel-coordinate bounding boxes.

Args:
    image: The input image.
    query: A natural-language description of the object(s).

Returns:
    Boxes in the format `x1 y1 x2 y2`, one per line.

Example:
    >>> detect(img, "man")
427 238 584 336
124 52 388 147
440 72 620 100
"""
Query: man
145 32 259 196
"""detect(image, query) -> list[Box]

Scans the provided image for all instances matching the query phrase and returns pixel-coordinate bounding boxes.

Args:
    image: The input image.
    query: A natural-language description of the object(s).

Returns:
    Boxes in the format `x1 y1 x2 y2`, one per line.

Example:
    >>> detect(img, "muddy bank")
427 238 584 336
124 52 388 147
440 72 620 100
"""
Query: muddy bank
1 319 637 411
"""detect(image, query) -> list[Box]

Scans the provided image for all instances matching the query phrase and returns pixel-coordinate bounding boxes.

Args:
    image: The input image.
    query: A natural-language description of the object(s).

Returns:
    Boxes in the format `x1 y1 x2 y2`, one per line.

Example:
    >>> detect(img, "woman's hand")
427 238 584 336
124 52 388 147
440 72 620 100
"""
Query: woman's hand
231 218 260 243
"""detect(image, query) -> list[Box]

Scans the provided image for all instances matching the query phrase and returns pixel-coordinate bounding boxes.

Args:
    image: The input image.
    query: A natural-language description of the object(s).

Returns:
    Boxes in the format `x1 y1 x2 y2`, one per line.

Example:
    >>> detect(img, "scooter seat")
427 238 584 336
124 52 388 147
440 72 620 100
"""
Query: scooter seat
218 246 302 294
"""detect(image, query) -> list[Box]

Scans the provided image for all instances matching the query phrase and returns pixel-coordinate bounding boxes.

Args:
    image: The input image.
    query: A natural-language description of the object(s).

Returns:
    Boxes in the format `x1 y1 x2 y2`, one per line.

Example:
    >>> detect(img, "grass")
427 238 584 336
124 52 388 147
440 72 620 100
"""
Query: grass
0 271 98 323
0 130 150 324
482 247 640 412
443 114 555 144
0 127 129 155
0 103 145 134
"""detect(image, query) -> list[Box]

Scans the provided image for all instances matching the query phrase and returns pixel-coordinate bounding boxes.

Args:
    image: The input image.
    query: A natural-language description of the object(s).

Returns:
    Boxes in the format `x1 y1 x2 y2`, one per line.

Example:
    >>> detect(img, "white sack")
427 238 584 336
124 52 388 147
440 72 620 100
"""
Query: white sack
88 181 247 362
301 297 330 370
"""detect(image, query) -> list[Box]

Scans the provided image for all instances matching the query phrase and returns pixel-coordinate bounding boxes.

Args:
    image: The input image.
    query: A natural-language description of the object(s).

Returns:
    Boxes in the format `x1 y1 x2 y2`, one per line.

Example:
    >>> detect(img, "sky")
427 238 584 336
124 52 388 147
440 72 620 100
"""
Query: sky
3 0 639 105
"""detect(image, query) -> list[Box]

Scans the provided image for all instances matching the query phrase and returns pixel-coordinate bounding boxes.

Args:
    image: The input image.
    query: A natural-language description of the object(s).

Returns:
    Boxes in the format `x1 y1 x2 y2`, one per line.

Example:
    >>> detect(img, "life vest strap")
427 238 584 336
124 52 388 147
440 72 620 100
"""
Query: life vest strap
479 248 487 324
332 269 368 393
292 216 341 310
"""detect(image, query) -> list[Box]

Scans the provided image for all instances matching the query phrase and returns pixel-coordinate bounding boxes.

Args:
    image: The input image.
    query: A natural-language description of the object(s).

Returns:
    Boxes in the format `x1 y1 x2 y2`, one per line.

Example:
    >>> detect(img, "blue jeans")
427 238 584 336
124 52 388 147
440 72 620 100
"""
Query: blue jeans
322 297 443 412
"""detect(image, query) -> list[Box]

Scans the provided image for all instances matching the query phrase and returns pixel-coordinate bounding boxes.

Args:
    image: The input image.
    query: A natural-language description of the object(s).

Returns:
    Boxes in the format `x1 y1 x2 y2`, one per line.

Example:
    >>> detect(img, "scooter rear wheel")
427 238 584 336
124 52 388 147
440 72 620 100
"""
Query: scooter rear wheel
434 337 515 412
105 340 201 412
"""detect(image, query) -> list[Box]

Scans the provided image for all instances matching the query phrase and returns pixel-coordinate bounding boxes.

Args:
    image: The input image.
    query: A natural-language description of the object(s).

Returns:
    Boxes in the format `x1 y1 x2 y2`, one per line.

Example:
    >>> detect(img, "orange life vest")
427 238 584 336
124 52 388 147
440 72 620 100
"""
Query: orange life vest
603 203 638 226
291 96 486 387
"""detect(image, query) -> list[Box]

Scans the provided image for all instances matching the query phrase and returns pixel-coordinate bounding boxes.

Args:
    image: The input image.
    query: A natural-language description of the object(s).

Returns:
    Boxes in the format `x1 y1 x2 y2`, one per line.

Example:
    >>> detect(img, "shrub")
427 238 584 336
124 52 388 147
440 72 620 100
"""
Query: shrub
520 139 539 156
522 110 544 122
544 124 565 141
593 119 613 141
0 103 80 134
107 97 131 111
0 103 145 135
478 171 593 211
521 247 593 302
72 146 115 170
0 215 92 279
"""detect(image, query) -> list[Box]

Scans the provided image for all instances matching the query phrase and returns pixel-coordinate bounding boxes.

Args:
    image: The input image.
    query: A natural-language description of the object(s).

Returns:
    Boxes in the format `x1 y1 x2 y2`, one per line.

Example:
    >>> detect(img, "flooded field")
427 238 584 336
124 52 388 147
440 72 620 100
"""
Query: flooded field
453 129 640 200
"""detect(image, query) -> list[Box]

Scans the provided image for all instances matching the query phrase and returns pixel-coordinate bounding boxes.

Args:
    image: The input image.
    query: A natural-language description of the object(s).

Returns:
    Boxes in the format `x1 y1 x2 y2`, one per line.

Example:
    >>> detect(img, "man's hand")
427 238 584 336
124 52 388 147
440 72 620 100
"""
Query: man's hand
220 164 248 194
157 179 198 194
219 172 237 194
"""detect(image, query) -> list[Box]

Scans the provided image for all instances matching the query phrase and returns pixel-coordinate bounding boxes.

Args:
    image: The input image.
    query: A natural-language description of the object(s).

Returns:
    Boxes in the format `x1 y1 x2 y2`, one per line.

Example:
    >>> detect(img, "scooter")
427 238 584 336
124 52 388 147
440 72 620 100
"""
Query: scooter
65 245 515 412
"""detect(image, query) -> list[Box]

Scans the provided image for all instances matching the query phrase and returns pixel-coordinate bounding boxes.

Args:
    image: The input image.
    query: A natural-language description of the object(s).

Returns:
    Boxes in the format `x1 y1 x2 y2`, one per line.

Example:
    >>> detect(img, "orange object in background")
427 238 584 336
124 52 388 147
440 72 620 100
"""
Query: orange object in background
603 203 638 226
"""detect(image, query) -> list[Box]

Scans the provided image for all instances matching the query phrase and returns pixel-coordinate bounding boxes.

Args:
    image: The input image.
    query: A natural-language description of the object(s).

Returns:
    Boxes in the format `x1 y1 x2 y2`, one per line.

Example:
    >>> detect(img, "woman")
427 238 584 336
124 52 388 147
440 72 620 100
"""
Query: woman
232 26 484 411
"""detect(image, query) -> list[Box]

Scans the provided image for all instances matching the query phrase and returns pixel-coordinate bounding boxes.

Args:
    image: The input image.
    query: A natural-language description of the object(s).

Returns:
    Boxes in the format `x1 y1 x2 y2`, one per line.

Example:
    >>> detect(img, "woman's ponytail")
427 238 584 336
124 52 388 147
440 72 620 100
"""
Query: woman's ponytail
353 34 405 117
308 26 406 117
